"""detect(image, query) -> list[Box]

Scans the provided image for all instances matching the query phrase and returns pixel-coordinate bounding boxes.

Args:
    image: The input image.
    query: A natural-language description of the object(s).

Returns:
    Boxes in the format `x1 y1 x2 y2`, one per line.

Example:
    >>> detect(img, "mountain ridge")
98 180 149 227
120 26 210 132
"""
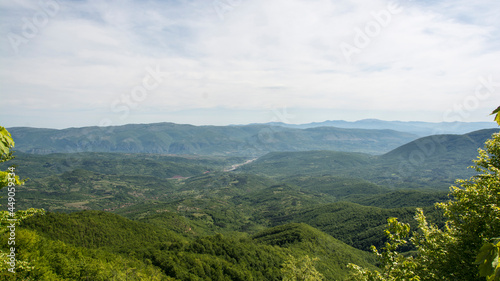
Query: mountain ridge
8 122 418 156
238 128 500 189
259 119 495 136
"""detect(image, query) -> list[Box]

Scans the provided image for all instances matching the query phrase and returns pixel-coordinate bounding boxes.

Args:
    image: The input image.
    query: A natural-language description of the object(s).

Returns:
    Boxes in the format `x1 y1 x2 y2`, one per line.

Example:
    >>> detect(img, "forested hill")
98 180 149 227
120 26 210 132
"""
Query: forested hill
238 128 500 189
8 122 417 156
379 128 498 167
17 211 377 280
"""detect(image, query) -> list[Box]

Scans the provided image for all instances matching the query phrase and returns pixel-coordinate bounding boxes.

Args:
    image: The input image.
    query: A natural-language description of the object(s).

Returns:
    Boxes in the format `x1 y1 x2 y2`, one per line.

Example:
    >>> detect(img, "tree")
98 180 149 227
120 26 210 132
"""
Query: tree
0 126 23 188
436 131 500 280
349 108 500 280
473 106 500 281
347 217 421 281
281 254 324 281
0 126 44 276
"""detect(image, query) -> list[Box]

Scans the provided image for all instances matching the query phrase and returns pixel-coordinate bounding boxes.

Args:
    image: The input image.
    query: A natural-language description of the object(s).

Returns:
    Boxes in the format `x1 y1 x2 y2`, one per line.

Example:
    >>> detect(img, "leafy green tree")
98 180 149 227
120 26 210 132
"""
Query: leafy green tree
0 126 23 188
435 131 500 280
281 254 324 281
473 106 500 281
0 126 44 277
349 109 500 281
347 217 420 281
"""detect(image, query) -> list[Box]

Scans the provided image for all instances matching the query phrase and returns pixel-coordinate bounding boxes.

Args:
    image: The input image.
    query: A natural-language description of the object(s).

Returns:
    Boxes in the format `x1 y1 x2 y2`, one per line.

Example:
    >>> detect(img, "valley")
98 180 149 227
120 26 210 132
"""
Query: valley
1 122 498 280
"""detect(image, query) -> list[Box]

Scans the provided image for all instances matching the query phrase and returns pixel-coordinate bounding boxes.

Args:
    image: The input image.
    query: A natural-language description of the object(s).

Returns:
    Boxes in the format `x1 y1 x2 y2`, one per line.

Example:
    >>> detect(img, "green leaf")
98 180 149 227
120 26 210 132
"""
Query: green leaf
0 126 15 158
492 106 500 126
476 238 500 281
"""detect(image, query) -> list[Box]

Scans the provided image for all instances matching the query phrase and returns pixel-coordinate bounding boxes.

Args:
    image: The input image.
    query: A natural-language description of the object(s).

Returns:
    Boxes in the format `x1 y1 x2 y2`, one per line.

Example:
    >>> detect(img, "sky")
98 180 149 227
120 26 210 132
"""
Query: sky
1 0 499 129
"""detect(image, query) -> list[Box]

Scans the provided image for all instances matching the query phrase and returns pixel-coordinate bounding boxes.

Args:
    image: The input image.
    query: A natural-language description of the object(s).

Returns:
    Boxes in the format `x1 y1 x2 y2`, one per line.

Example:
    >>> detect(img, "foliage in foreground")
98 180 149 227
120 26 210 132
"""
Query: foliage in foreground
281 254 324 281
0 126 46 278
349 131 500 281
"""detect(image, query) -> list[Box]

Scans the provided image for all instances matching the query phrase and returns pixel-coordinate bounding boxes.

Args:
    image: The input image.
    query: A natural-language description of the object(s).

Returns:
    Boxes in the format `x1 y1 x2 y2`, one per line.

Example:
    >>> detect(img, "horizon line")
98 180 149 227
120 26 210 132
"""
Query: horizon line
5 118 497 130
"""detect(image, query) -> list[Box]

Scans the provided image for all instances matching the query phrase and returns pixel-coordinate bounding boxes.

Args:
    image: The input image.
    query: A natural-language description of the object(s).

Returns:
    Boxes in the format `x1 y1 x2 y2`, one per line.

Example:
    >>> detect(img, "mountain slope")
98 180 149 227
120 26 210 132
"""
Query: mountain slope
20 211 376 280
379 128 497 162
374 128 500 188
8 122 418 156
271 202 443 251
239 128 499 189
3 151 244 179
253 222 377 280
237 150 374 177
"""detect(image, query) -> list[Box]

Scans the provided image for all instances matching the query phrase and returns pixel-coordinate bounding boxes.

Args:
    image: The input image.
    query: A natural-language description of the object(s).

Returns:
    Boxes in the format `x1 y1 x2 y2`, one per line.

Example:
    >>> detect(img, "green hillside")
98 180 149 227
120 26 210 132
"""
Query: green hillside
272 201 444 251
17 211 376 280
239 129 500 189
112 173 341 235
279 175 449 207
238 150 374 178
6 169 177 212
3 151 245 179
252 223 377 280
3 228 170 280
373 128 499 188
346 189 449 208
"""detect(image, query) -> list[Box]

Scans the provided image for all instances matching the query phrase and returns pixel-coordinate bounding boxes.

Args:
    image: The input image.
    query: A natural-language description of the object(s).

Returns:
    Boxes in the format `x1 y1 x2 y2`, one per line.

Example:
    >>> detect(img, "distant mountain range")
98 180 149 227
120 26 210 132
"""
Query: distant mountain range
8 122 419 156
7 120 497 156
261 119 496 137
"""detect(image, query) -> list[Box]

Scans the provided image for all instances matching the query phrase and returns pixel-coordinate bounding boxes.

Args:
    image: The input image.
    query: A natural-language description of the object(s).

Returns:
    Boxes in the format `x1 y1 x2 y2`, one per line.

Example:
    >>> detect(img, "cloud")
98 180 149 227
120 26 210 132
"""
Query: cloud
0 0 499 128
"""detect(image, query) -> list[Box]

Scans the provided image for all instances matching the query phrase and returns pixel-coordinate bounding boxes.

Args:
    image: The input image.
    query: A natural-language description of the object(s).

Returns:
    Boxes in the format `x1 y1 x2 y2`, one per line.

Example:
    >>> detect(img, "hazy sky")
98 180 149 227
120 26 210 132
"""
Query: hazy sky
1 0 499 129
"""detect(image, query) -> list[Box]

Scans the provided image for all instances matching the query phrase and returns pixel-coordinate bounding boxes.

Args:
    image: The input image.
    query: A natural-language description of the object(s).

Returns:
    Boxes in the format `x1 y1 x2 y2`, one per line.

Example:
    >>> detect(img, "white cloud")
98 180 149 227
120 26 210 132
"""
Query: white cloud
0 0 499 128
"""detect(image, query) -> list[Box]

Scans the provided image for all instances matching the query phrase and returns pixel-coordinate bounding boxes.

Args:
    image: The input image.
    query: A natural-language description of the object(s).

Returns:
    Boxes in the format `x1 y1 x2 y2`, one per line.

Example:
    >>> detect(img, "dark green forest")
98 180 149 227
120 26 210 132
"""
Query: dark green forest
1 123 499 280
